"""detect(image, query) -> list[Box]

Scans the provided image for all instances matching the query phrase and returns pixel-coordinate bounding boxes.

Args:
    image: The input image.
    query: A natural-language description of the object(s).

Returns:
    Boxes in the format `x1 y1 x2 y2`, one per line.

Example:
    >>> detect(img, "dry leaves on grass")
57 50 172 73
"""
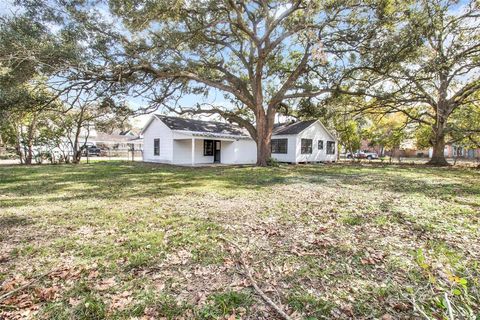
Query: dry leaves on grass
94 277 117 291
49 265 83 281
109 290 133 312
361 248 386 265
35 286 60 301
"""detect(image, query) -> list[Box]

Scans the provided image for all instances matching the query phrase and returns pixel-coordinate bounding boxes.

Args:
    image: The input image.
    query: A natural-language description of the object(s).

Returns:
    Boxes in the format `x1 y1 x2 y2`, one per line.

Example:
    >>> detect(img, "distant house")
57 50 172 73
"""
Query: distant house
93 132 143 151
141 115 337 165
429 144 480 159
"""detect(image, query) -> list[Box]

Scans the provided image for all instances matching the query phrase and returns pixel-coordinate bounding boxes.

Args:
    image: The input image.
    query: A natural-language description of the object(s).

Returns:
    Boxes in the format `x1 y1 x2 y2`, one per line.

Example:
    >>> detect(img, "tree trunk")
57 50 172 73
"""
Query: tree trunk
428 79 450 166
256 137 270 166
428 134 449 166
25 114 38 165
255 108 274 166
71 122 83 164
427 116 449 166
14 125 24 164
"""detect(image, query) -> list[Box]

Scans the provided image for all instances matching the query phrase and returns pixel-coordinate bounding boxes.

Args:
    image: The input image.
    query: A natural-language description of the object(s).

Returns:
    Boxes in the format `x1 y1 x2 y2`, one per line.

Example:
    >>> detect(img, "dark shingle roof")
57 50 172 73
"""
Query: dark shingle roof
156 115 248 136
273 119 317 135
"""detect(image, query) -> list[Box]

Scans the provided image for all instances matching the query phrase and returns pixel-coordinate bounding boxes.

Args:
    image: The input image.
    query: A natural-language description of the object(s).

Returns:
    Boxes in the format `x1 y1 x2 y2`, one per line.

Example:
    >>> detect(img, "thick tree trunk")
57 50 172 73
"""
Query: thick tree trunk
428 134 449 166
255 108 274 166
428 79 451 166
427 115 450 166
256 138 271 166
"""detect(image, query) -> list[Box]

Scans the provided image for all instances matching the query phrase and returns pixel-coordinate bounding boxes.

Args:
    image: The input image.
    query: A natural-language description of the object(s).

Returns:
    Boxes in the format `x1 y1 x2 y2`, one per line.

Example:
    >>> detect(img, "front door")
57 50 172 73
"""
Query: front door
214 140 221 163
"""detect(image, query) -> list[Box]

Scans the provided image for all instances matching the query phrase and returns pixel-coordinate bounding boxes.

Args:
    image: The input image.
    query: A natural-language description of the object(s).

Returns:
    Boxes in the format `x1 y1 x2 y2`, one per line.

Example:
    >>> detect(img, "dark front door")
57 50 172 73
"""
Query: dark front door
214 140 221 163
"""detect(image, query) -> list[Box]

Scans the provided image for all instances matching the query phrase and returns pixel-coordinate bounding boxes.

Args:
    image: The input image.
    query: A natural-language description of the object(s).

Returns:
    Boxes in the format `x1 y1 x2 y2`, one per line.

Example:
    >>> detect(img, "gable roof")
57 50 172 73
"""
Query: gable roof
272 119 317 135
155 115 248 136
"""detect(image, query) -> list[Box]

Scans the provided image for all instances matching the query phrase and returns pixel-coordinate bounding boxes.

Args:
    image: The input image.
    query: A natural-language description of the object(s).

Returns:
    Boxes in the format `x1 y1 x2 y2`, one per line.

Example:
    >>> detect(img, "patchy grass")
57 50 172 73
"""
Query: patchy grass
0 161 479 319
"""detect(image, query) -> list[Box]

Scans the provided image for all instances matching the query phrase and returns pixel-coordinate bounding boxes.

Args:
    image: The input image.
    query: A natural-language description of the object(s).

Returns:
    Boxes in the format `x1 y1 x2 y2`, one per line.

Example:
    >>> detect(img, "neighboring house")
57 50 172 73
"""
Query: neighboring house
142 115 337 165
429 144 480 159
93 132 143 151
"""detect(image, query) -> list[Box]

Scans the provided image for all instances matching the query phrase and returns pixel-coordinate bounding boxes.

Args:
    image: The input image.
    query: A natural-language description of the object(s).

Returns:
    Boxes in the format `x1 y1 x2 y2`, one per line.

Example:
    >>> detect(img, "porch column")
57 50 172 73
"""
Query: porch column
191 138 195 166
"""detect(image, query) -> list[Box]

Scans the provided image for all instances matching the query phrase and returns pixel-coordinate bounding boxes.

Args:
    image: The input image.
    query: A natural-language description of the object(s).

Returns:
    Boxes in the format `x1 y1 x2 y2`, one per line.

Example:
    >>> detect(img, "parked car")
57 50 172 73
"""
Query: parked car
82 145 101 156
346 151 379 160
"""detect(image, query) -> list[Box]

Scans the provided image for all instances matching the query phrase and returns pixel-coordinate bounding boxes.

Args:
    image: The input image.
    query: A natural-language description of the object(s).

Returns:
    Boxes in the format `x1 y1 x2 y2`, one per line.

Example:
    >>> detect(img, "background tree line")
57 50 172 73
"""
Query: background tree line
0 0 479 166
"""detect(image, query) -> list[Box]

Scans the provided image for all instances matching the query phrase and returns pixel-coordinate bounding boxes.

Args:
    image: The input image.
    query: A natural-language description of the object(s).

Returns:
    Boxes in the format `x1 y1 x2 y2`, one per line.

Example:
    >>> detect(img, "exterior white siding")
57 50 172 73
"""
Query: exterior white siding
230 140 257 164
270 122 337 163
172 140 193 164
142 118 173 163
296 122 337 163
270 135 297 163
142 116 335 166
172 138 256 165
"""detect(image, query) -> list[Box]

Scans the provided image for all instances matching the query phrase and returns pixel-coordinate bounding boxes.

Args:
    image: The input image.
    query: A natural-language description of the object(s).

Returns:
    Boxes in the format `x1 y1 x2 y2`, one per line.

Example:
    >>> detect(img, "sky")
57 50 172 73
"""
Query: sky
0 0 235 129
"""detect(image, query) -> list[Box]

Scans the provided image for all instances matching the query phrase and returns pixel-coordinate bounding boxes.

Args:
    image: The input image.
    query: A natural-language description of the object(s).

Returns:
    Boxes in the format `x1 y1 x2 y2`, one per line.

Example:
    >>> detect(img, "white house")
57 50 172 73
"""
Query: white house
271 120 338 163
142 115 337 165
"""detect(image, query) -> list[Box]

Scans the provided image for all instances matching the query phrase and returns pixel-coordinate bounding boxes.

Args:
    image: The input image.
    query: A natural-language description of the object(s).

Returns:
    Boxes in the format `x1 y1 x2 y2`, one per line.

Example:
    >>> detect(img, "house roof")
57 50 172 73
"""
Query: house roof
272 119 318 135
155 115 248 137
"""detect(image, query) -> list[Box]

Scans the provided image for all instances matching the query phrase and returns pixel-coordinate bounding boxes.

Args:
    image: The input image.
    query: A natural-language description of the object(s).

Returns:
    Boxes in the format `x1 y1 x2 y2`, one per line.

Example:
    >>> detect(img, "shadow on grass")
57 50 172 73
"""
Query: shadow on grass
0 215 32 230
0 161 478 209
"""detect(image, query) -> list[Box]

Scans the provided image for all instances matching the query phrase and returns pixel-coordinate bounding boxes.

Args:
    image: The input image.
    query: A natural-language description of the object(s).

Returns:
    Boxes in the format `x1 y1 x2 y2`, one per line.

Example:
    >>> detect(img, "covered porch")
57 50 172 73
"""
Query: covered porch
172 132 241 166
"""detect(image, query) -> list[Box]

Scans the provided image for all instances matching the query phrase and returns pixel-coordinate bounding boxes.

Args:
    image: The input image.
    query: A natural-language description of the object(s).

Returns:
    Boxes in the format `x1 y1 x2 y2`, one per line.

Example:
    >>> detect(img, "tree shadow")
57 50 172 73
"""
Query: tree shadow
0 215 32 230
0 162 478 209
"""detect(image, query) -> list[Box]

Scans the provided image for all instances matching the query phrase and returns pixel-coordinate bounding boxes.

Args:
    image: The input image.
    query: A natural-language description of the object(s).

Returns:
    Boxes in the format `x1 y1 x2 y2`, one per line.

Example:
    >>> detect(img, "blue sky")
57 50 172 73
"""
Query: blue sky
0 0 234 128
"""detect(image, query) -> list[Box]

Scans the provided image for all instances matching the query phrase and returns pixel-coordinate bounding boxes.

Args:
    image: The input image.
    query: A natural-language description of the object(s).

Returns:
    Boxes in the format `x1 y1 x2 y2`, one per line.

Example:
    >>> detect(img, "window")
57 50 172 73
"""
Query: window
153 138 160 156
301 139 312 154
318 140 324 150
326 141 335 154
271 139 288 154
204 140 214 156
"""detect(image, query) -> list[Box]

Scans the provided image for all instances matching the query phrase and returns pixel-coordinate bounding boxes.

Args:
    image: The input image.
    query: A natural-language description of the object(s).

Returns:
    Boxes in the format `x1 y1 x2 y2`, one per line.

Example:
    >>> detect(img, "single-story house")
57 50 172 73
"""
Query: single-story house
93 132 143 151
142 115 337 165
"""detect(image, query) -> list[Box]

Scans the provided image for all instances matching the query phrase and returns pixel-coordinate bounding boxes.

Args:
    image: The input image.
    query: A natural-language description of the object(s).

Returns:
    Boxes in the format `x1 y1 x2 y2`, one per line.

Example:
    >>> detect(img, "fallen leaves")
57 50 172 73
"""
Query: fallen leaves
361 249 386 265
94 277 117 291
49 265 83 281
109 290 133 312
36 286 60 301
1 164 479 319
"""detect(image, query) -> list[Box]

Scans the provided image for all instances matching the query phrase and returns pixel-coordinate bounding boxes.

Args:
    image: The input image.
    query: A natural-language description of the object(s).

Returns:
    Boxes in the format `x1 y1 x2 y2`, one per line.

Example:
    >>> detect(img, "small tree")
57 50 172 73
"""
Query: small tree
364 114 409 161
58 93 131 164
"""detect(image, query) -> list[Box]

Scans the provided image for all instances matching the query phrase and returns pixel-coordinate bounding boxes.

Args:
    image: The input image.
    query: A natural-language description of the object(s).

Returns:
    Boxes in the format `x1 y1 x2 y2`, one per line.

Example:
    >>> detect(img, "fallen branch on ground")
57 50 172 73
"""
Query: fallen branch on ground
0 271 53 303
408 295 432 320
218 236 292 320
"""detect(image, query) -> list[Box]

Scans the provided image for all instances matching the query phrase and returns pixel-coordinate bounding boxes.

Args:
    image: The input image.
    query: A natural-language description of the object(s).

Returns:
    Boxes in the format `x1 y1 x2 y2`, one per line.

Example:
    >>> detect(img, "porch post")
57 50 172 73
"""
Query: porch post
191 138 195 166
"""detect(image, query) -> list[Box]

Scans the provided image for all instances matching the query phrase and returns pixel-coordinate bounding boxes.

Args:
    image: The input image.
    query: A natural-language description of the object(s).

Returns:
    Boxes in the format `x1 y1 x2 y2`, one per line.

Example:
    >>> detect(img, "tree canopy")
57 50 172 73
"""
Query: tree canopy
2 0 479 166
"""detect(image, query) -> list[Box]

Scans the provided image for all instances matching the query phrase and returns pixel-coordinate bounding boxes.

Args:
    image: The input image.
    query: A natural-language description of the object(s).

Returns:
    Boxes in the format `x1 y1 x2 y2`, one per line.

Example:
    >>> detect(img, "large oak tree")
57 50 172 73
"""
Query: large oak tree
358 0 480 165
19 0 395 166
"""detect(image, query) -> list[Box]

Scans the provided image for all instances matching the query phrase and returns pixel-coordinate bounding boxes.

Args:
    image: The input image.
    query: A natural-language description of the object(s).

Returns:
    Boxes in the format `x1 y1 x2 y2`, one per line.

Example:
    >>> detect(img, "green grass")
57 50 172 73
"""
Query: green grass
0 161 479 319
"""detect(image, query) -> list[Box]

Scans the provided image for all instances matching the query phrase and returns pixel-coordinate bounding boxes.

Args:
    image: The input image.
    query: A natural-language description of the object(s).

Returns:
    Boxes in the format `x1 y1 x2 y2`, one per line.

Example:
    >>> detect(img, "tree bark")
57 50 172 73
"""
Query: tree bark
72 126 82 164
25 114 38 165
428 133 449 166
427 109 450 166
15 131 24 165
255 107 275 166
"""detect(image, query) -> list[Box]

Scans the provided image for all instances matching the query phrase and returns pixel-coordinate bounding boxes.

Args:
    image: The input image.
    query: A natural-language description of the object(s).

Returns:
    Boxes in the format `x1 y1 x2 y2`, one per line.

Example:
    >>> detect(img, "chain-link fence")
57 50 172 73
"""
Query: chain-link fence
82 149 143 162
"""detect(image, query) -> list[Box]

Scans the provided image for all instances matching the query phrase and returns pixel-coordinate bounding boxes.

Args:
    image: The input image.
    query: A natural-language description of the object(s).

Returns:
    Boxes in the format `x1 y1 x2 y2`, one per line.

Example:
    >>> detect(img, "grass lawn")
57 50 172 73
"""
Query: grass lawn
0 162 479 319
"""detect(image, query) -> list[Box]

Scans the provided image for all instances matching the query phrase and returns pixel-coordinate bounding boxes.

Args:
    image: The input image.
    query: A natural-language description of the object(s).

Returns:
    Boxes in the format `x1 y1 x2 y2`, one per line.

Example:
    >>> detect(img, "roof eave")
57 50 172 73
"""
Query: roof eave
172 129 251 140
